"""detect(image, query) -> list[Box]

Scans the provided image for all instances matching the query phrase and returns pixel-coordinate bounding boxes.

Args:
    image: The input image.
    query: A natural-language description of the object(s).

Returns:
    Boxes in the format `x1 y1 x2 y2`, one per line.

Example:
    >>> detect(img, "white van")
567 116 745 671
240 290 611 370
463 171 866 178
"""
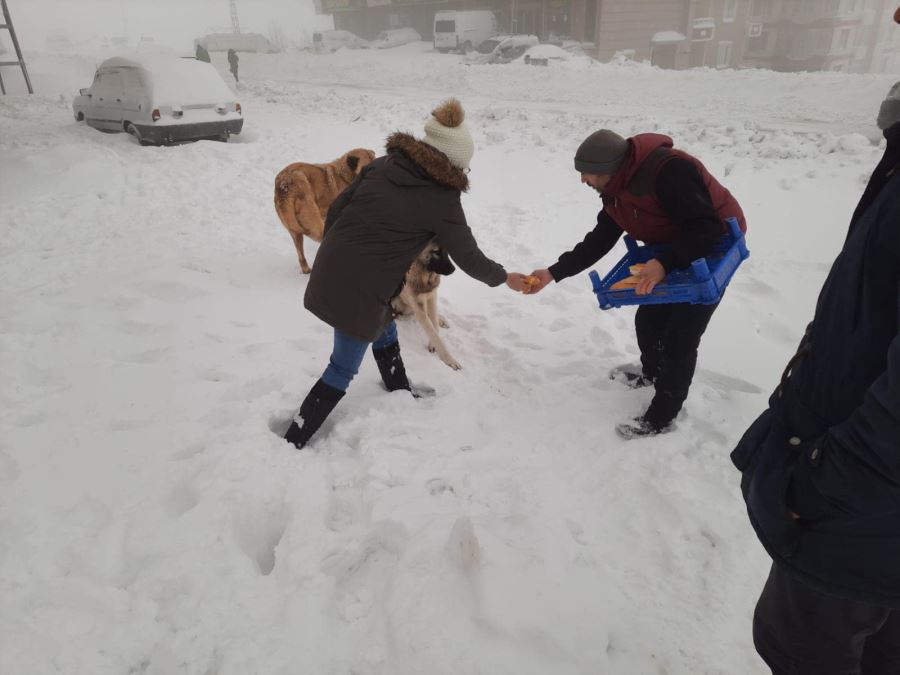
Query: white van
433 10 497 53
312 29 367 53
363 27 422 49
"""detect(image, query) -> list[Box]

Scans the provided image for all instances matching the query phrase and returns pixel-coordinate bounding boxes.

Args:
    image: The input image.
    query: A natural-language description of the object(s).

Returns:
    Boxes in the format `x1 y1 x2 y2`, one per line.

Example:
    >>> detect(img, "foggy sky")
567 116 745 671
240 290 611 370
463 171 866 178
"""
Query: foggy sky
6 0 332 52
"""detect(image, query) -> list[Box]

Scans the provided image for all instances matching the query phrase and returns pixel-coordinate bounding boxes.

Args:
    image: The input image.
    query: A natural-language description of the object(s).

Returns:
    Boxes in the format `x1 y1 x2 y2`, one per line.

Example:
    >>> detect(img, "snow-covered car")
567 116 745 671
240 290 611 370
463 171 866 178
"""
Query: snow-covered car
521 44 571 65
363 27 422 49
464 34 539 64
73 56 243 146
312 29 368 53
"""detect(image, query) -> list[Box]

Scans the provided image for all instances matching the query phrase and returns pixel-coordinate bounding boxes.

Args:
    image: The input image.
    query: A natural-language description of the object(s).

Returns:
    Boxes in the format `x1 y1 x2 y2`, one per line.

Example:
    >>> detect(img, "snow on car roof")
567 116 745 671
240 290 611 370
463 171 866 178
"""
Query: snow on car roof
98 56 235 106
521 44 570 59
500 35 539 47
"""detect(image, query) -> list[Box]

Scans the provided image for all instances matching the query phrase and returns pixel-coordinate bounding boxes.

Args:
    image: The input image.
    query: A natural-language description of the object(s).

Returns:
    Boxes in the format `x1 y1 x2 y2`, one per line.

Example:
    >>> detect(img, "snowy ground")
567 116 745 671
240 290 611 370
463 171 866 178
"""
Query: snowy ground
1 45 896 675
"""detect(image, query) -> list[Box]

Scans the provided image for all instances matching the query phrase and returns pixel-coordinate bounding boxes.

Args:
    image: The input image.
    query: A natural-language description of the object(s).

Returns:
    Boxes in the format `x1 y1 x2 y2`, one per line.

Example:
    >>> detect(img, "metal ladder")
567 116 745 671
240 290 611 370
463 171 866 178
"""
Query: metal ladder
0 0 33 94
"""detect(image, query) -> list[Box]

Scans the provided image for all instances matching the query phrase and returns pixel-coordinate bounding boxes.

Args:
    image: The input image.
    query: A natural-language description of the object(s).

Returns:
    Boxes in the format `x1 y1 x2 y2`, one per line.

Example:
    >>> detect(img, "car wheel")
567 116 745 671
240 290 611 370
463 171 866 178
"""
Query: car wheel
126 123 150 146
75 112 84 122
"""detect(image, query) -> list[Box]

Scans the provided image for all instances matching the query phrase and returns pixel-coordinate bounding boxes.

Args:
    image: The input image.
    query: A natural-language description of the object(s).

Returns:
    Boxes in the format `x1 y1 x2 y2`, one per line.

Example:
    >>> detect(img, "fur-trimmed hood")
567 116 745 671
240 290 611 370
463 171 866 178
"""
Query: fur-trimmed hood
385 132 469 192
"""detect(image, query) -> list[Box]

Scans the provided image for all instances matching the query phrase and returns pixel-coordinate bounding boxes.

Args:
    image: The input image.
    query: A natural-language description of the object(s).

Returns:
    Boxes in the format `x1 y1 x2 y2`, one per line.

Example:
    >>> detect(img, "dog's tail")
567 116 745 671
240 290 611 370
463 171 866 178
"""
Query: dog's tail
274 172 323 243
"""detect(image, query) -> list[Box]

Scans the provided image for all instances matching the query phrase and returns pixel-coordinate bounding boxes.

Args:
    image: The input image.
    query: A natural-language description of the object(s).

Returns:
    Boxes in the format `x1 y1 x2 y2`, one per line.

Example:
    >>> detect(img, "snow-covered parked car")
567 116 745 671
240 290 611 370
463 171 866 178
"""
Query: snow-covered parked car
521 44 572 65
312 29 367 53
464 34 539 64
363 27 422 49
73 56 243 146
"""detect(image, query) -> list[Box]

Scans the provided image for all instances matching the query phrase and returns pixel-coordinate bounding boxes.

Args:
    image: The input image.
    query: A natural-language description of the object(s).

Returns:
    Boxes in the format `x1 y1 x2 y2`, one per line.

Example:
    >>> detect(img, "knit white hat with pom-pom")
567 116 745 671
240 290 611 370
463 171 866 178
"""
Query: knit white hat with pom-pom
421 99 474 170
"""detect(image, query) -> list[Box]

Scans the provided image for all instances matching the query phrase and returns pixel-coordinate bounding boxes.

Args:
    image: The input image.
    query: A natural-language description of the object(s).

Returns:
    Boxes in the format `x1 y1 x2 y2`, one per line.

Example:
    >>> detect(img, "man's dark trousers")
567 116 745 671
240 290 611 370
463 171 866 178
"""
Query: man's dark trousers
635 300 719 426
754 563 900 674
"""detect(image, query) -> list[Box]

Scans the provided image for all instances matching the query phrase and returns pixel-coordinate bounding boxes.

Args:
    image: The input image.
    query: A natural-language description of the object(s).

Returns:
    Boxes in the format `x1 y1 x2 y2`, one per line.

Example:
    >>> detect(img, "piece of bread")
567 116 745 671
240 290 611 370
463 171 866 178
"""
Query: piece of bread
610 276 641 290
628 263 646 276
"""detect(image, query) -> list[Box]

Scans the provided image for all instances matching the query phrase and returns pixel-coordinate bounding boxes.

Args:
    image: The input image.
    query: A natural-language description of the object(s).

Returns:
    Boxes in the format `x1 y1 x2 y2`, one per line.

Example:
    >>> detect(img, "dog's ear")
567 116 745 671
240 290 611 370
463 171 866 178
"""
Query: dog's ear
427 247 456 276
346 153 361 172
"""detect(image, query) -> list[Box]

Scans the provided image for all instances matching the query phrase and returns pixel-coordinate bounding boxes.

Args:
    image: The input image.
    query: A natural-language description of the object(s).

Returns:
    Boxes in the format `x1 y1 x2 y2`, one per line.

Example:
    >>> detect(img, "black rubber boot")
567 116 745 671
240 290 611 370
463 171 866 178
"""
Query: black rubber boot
284 379 345 449
372 341 412 392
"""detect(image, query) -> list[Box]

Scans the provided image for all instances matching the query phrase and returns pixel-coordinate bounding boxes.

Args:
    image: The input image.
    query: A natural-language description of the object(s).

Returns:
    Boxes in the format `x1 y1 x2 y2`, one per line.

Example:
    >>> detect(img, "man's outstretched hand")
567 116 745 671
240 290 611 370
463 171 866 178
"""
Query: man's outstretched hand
522 269 553 295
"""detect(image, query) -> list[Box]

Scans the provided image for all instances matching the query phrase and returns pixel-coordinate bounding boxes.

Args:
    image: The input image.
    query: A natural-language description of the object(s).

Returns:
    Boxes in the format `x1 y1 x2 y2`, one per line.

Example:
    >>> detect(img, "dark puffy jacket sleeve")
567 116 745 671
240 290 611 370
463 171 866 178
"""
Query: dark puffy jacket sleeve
792 293 900 518
431 197 507 287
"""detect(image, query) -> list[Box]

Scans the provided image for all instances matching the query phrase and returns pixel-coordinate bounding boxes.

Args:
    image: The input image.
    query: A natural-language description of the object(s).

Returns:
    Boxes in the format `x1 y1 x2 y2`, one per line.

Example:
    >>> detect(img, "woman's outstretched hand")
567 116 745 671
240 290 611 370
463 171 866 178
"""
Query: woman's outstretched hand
506 273 530 292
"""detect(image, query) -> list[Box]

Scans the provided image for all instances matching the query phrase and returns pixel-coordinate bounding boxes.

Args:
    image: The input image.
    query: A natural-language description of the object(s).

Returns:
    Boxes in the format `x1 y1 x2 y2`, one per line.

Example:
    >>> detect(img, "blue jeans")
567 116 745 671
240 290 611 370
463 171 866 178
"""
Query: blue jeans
321 321 398 392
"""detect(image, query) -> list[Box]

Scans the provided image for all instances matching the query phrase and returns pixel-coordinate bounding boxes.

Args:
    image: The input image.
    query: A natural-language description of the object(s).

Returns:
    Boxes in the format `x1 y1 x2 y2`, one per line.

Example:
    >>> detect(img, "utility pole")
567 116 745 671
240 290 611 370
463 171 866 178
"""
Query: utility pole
0 0 33 94
230 0 241 34
119 0 129 40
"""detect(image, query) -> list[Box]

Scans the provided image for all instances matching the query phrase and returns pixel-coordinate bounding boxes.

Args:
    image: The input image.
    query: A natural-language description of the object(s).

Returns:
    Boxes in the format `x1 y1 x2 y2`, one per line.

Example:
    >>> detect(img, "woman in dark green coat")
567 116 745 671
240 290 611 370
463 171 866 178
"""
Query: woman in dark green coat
285 99 527 448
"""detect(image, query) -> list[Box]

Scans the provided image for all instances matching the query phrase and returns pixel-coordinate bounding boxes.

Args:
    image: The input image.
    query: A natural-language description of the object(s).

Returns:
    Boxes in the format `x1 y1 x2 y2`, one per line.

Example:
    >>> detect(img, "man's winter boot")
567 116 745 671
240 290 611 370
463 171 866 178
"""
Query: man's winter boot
615 416 673 440
616 392 679 439
284 379 345 449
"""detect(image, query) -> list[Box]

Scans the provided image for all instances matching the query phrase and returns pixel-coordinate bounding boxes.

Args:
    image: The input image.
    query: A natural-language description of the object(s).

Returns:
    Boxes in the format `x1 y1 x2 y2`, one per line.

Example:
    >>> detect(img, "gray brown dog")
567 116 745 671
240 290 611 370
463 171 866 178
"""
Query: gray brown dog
274 148 376 273
391 239 460 370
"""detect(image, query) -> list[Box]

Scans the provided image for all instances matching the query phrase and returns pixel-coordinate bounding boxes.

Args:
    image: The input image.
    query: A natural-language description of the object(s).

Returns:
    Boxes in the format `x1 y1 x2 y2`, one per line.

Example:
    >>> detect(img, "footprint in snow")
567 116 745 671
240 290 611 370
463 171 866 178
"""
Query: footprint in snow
695 368 764 395
268 411 294 439
426 477 454 496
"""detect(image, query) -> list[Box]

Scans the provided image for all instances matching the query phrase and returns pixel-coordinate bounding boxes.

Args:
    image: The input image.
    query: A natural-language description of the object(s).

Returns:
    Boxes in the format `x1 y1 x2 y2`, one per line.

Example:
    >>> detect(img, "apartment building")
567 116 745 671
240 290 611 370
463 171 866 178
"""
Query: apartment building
742 0 897 72
316 0 898 72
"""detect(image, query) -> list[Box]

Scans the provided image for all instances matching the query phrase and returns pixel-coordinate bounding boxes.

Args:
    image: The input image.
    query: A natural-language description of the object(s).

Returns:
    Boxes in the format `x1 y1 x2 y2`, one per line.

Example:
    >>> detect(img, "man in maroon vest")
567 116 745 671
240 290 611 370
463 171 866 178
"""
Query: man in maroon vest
527 130 746 438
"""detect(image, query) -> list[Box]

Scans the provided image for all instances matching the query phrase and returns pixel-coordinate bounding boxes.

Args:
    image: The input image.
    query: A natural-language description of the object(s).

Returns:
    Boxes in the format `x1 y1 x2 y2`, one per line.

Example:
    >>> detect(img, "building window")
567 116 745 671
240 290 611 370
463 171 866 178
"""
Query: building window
837 27 852 51
748 30 768 53
717 40 733 67
584 0 597 43
724 0 738 22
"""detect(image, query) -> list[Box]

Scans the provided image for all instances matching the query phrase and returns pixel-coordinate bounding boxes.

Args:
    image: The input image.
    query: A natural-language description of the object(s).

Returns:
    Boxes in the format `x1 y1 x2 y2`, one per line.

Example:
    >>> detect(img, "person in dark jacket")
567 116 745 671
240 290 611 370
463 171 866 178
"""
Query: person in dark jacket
284 99 528 449
525 130 746 438
227 48 239 82
732 64 900 673
195 43 211 63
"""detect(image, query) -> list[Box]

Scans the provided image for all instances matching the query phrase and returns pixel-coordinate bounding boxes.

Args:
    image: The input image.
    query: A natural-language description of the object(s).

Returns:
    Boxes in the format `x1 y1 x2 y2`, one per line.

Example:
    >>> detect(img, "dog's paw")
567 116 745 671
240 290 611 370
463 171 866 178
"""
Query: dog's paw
444 358 462 371
439 316 450 329
427 343 436 353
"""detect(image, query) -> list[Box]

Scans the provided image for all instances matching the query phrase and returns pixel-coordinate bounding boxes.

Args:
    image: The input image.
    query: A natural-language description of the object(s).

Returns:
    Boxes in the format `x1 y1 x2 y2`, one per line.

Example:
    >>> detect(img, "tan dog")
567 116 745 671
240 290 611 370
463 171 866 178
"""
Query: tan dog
274 148 376 274
391 239 460 370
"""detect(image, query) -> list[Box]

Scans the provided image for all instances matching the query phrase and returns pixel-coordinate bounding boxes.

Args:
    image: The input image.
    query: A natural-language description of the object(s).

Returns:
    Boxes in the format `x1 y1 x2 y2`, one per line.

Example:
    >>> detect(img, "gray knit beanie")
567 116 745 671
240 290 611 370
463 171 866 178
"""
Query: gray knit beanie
421 99 474 170
877 81 900 131
574 130 629 175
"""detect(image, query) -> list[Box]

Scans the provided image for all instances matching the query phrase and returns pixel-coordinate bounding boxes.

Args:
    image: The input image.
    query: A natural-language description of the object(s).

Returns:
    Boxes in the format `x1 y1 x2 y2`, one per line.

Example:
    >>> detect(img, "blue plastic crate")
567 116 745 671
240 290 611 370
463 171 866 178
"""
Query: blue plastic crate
589 217 749 310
